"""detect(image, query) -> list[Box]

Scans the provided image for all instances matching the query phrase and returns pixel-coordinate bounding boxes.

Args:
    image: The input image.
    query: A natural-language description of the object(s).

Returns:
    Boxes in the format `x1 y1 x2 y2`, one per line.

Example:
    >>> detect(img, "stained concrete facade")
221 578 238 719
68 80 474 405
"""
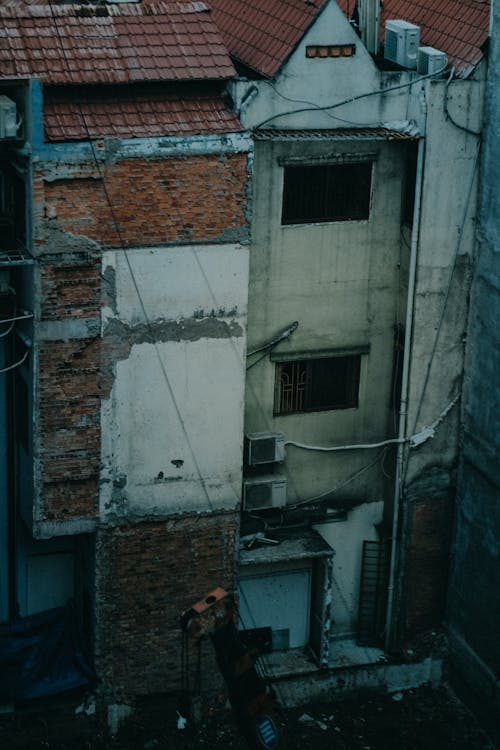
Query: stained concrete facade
235 0 484 643
448 0 500 739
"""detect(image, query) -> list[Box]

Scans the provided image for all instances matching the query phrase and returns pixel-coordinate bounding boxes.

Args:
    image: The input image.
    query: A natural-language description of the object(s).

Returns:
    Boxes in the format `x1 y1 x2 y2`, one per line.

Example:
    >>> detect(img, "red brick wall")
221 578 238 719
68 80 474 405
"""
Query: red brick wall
34 149 249 523
41 154 248 247
95 513 238 698
38 337 101 519
40 255 101 320
403 496 453 636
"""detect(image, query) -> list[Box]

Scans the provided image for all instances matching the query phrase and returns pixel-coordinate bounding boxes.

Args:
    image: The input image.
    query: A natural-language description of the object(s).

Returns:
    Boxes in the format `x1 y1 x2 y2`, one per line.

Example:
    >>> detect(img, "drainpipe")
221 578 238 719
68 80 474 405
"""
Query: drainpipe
385 117 426 651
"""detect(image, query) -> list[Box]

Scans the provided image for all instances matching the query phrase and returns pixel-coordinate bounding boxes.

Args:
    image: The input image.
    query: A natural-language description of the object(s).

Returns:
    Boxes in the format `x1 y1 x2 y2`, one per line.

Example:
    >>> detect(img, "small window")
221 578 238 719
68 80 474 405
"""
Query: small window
275 355 361 415
281 162 372 225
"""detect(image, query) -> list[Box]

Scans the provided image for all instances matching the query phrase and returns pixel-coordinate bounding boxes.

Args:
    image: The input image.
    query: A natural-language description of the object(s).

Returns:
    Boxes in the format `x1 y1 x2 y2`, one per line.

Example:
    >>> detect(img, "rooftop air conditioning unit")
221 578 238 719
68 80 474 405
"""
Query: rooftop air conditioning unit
417 46 447 75
384 20 420 69
243 476 287 512
245 432 285 466
0 96 20 139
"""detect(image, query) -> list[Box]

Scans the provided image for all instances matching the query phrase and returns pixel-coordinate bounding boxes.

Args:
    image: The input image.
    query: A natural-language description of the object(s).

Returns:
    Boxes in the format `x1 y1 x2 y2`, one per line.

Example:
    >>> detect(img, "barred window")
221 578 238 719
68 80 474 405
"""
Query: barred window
281 163 372 225
275 355 361 415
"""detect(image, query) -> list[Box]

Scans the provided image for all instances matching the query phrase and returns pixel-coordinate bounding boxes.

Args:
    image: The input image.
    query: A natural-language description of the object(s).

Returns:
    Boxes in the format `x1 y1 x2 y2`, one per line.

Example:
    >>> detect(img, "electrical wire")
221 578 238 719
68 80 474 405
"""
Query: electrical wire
0 312 33 326
0 348 29 374
260 79 385 128
47 1 217 511
286 450 386 508
405 139 481 459
444 68 482 136
0 319 15 339
253 64 449 130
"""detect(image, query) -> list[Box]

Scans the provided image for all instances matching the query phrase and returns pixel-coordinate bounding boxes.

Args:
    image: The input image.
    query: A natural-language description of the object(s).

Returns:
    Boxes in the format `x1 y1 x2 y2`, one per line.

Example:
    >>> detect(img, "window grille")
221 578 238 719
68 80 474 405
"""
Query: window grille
275 355 360 415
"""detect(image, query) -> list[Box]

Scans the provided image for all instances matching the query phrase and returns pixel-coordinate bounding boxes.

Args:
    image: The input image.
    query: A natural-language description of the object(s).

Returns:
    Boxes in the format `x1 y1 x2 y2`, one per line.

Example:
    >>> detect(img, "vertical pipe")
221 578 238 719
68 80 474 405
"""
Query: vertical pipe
384 132 426 651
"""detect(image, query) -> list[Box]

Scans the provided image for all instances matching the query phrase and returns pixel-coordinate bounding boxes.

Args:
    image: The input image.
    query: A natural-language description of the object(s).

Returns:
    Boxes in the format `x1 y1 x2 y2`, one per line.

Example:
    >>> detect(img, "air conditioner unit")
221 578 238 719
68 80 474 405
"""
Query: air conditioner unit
384 20 420 69
0 96 20 139
245 432 285 466
417 46 447 75
243 476 287 512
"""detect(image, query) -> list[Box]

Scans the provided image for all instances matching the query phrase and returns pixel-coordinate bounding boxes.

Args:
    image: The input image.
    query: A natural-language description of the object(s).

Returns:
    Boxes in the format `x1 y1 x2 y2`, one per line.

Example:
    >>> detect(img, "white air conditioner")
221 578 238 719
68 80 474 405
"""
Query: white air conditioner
417 46 447 75
243 476 287 512
0 96 20 139
245 432 285 466
384 20 420 69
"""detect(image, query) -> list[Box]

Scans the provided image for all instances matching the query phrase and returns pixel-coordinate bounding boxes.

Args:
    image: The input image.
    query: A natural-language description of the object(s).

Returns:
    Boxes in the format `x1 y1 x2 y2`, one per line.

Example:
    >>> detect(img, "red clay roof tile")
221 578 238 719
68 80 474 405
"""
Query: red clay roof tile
206 0 328 78
0 1 236 84
43 84 243 141
337 0 489 74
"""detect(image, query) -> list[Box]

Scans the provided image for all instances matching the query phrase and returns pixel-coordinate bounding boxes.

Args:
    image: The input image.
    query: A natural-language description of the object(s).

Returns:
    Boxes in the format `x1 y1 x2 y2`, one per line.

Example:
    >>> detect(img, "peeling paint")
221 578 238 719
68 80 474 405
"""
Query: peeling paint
102 264 117 314
34 220 101 256
104 315 243 349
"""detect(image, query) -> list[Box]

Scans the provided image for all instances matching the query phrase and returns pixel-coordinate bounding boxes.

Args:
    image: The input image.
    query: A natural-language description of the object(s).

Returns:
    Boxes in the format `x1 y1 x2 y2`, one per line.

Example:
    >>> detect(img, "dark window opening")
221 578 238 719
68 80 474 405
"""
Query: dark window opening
281 162 372 225
275 355 361 415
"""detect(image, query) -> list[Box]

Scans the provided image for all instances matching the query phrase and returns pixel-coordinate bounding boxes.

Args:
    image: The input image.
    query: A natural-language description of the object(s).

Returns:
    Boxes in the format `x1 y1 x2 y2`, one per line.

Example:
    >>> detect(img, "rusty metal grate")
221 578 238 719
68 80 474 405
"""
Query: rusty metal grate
357 540 390 647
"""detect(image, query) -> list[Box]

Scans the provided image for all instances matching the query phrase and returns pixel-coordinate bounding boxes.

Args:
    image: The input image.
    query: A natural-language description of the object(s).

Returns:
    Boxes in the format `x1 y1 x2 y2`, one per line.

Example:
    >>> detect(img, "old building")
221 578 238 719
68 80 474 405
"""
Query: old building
0 0 251 705
448 0 500 741
214 0 487 657
0 0 495 732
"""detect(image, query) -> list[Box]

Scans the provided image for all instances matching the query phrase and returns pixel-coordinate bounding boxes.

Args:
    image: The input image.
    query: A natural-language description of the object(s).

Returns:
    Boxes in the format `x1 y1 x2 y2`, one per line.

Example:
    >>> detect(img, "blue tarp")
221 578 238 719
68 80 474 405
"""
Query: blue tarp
0 602 95 700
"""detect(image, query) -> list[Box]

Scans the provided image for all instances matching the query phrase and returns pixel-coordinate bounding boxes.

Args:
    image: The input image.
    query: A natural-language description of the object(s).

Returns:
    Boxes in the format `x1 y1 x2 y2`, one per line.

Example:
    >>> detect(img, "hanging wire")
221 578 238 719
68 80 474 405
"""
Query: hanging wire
47 1 217 512
0 348 29 374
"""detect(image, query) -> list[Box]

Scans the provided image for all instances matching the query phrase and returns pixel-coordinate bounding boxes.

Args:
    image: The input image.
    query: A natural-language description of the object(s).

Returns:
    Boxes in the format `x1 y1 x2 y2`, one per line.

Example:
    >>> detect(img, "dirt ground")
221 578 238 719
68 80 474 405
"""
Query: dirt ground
1 684 496 750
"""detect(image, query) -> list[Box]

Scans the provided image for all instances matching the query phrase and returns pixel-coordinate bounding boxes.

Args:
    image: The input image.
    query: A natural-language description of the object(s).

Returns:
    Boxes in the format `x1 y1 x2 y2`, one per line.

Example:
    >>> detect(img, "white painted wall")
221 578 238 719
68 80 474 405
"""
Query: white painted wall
315 501 384 637
101 243 249 517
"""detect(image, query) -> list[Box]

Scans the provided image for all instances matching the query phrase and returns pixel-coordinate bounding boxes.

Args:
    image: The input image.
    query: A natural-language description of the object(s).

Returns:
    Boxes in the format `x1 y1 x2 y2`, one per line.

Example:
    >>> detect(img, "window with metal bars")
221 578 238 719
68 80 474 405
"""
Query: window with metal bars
274 355 361 415
281 162 372 225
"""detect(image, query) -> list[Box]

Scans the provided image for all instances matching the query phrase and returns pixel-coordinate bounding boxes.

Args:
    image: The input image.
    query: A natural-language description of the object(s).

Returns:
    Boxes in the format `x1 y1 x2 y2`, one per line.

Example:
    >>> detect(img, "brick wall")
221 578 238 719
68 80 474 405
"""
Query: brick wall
38 337 101 519
41 154 249 247
95 513 238 699
403 495 453 636
34 149 249 523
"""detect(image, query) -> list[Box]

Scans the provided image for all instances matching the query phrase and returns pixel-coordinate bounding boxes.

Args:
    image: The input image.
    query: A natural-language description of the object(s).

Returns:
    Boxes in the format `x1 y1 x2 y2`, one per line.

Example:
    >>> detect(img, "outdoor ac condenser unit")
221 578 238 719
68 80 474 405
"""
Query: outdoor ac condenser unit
0 96 20 139
384 20 420 69
243 476 287 512
245 432 285 466
417 46 447 75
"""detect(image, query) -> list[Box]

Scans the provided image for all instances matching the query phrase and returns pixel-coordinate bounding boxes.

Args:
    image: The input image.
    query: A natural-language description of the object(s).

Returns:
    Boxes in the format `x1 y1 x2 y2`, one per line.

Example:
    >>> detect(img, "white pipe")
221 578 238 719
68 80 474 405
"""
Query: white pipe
285 437 406 452
385 130 426 651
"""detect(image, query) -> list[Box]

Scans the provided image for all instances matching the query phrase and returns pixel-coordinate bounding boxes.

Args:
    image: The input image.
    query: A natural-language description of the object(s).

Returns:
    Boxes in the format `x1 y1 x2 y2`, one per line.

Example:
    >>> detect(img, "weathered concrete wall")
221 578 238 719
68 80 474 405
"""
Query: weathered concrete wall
27 96 251 699
448 1 500 737
100 243 249 517
237 0 484 639
31 140 251 534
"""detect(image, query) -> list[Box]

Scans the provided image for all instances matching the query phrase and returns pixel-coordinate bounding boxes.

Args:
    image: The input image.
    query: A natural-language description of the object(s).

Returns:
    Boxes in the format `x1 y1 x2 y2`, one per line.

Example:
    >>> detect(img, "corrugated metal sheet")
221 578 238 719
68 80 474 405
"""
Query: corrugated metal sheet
337 0 490 75
0 2 236 84
43 85 243 141
206 0 328 78
254 127 420 141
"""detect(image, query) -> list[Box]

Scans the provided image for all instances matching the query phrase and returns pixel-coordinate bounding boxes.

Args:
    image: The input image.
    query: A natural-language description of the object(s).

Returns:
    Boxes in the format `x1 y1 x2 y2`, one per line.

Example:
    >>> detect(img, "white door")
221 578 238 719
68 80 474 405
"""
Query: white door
239 568 311 649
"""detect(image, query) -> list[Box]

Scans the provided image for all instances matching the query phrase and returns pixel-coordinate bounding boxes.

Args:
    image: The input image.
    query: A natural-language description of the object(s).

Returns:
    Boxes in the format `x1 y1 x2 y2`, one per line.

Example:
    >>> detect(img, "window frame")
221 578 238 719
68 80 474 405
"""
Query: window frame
281 160 373 226
273 349 366 416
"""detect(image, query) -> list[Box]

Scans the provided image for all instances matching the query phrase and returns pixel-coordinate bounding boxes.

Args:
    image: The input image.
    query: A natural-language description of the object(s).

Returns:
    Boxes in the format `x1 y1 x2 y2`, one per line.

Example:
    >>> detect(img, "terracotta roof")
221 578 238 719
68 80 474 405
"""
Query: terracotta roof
43 84 243 141
206 0 328 78
0 2 236 85
337 0 490 75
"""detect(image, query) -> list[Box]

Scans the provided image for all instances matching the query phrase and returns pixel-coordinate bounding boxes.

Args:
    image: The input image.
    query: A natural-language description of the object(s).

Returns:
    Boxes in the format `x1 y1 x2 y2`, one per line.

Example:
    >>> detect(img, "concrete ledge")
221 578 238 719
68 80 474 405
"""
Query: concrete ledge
271 657 443 707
